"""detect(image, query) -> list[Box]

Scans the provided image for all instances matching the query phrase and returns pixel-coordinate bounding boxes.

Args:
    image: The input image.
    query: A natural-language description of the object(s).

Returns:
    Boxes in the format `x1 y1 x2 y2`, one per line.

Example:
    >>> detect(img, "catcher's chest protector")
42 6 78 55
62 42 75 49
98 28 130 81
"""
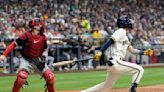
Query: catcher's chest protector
23 31 47 58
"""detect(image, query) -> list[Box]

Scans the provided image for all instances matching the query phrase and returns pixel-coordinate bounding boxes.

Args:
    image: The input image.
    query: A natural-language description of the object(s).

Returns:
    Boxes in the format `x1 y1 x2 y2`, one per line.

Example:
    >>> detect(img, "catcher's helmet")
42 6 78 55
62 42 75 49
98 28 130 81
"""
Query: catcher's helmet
117 16 133 29
28 18 44 28
28 18 45 32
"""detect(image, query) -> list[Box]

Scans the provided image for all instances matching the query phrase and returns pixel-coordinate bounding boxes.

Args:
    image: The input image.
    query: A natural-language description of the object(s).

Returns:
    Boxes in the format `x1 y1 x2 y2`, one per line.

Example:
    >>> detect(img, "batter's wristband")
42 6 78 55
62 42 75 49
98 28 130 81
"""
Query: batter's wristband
139 51 144 55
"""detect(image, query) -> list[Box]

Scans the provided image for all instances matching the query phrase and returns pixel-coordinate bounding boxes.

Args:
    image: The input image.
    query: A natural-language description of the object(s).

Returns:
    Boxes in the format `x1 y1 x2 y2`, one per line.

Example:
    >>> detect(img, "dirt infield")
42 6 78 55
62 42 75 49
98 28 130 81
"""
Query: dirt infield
56 85 164 92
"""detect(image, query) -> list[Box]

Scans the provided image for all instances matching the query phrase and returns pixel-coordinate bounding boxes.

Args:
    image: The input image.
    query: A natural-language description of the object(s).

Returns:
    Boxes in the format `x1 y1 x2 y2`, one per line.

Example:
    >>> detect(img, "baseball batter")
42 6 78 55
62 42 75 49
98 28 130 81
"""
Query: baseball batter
0 18 55 92
81 16 153 92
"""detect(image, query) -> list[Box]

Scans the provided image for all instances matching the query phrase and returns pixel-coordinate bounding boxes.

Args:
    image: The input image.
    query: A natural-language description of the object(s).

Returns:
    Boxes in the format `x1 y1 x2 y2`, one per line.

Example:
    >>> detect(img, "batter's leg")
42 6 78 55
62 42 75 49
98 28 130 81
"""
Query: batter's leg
115 60 144 92
81 67 119 92
102 67 120 91
129 64 144 92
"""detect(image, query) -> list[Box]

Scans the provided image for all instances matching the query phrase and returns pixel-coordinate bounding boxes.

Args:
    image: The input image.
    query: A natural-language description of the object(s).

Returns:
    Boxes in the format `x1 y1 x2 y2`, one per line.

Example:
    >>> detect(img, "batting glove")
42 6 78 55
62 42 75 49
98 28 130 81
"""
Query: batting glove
94 51 102 62
144 49 153 56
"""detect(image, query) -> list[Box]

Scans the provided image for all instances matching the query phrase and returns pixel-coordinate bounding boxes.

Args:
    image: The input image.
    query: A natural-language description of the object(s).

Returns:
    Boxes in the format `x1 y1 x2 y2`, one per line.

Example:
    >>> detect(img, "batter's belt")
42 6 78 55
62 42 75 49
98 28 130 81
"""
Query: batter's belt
107 58 114 66
108 57 126 66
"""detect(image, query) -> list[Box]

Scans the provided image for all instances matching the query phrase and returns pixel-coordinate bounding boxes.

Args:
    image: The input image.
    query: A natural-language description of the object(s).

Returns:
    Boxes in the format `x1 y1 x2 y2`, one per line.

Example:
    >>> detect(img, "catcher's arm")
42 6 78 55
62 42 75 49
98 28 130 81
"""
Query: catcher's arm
0 41 17 61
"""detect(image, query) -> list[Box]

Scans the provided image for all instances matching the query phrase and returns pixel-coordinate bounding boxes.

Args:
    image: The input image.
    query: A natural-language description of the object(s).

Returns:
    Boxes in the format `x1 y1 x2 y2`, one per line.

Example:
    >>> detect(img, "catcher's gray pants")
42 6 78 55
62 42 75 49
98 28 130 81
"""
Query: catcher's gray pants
19 57 49 75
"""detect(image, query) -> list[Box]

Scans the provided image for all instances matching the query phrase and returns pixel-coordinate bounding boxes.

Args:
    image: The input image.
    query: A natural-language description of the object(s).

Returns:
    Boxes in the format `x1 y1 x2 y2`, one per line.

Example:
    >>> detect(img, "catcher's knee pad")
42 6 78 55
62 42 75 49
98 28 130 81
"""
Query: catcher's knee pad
43 69 55 84
16 69 29 85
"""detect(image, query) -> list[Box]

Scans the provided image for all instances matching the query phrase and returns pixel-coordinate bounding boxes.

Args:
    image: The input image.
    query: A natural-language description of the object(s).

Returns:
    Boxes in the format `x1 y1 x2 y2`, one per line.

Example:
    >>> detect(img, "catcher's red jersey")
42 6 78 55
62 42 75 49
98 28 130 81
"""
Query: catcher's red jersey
16 31 47 58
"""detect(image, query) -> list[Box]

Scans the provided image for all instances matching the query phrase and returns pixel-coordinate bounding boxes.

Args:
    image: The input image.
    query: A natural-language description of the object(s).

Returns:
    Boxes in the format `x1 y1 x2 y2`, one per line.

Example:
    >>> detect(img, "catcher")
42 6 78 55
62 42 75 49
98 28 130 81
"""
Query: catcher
0 18 55 92
81 16 153 92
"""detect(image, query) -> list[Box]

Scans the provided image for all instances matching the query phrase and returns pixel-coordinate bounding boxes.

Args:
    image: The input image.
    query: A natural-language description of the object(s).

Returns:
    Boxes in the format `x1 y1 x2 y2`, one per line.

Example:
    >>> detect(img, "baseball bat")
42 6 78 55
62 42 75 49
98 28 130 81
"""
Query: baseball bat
52 57 94 67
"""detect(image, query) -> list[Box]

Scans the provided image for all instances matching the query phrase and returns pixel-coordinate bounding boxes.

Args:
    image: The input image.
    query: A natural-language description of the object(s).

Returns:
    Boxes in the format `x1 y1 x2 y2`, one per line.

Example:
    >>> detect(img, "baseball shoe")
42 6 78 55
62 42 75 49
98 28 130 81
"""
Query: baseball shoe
129 83 138 92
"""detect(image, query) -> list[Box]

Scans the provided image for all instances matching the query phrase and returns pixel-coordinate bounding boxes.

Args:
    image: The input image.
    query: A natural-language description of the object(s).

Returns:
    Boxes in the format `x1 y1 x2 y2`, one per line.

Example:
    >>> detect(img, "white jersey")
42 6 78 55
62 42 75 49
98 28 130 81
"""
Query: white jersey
105 28 130 59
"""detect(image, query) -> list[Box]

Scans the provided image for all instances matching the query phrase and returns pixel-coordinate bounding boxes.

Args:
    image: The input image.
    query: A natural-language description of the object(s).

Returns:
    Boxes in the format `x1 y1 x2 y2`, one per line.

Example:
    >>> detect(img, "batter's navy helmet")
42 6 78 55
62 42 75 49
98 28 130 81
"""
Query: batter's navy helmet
117 16 133 29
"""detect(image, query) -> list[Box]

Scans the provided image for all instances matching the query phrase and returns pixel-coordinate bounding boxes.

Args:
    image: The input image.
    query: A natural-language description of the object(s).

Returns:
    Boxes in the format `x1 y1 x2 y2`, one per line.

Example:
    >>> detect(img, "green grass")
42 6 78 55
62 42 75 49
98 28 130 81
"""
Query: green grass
0 68 164 92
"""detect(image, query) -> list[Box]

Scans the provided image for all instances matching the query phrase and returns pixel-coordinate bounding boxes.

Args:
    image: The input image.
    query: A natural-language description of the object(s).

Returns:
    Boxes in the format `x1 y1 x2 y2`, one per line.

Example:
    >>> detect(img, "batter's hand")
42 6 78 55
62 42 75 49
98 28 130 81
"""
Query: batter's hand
94 51 102 62
144 49 153 56
0 55 6 61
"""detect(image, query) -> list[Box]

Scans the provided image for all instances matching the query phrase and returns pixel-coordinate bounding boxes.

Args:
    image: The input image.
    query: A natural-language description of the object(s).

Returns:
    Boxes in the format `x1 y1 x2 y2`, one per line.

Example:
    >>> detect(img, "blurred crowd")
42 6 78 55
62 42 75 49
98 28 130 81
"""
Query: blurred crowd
0 0 163 45
0 0 164 72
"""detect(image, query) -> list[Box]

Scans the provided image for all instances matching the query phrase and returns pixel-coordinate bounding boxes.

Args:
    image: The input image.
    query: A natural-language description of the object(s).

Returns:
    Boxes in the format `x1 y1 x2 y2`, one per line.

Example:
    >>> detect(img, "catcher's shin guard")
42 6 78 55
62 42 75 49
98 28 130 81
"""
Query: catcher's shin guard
43 69 55 92
12 69 29 92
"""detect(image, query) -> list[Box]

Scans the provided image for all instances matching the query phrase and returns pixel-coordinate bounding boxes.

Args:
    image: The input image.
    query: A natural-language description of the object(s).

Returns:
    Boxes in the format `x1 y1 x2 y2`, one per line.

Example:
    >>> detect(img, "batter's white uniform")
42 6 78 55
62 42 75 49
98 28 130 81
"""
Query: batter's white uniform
81 28 144 92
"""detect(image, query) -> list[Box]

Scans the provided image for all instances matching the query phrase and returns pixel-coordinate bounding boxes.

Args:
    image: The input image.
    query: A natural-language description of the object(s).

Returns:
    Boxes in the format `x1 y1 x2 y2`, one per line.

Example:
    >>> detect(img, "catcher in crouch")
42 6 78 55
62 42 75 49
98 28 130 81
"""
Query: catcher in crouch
0 18 55 92
81 16 153 92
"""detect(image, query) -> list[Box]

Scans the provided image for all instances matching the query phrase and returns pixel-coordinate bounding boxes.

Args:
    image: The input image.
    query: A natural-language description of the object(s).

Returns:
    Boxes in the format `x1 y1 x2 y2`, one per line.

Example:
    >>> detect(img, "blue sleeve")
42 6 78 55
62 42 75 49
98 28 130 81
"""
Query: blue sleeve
139 51 144 55
95 47 101 50
100 38 114 53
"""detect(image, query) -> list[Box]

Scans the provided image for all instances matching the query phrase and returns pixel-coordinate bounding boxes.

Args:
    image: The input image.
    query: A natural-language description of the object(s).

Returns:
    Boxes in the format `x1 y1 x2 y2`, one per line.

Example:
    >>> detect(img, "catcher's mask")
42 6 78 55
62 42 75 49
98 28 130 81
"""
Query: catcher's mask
28 18 45 33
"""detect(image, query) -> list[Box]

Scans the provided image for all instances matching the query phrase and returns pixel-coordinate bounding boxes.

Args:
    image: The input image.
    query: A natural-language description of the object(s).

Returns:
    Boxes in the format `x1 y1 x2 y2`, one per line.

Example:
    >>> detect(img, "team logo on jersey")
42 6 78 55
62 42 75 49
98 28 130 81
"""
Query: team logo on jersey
33 40 40 43
122 41 128 45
